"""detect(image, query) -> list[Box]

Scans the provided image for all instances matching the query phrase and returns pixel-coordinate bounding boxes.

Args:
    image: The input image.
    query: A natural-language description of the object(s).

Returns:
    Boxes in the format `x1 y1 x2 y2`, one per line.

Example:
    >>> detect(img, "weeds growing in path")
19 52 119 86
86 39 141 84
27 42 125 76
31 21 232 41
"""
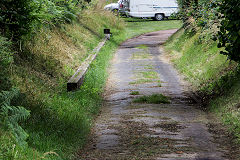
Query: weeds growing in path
130 91 140 95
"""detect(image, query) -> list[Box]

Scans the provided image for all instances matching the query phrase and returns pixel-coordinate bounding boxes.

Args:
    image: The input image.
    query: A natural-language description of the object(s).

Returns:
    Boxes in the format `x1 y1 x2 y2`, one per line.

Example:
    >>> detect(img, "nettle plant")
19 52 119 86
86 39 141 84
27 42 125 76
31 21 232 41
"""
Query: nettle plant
0 88 30 146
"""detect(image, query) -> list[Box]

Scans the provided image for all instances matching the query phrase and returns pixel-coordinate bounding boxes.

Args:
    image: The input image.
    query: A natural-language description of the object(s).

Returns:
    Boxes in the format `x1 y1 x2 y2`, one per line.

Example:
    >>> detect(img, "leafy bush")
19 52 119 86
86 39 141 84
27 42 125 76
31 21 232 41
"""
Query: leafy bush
0 0 36 40
217 0 240 62
0 0 88 40
176 0 240 62
0 88 30 146
177 0 219 29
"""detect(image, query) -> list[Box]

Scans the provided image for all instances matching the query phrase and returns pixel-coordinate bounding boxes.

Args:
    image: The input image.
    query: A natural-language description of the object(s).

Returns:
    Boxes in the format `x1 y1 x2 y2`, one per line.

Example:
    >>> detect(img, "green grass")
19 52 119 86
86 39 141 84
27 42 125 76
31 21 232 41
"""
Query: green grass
139 71 159 79
130 91 140 95
132 52 151 60
129 79 155 85
133 94 170 104
0 10 182 160
136 44 148 50
164 29 235 91
144 65 154 70
124 18 182 39
165 28 240 142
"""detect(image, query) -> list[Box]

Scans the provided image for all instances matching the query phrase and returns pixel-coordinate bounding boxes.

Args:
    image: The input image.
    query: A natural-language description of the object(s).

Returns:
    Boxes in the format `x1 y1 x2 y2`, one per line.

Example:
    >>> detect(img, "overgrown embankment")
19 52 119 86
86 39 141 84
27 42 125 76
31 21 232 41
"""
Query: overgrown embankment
0 0 182 157
165 0 240 143
0 2 125 160
165 28 240 142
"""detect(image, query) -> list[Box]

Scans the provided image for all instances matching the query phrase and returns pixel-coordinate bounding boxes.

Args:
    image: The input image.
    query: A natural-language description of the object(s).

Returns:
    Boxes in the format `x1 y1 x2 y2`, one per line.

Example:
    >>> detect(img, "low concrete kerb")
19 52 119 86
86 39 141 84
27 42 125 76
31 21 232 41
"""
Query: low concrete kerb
67 33 111 91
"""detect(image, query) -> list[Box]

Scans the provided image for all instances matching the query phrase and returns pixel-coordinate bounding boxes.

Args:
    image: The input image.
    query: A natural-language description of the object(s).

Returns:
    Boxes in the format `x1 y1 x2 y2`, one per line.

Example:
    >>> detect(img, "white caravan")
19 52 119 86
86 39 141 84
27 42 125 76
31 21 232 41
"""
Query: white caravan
123 0 178 20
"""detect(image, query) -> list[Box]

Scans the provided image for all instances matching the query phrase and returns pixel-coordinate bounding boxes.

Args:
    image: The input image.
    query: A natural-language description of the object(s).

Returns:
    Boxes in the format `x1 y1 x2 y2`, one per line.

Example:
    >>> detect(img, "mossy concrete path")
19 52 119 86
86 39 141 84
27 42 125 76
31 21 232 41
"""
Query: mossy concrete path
77 29 238 160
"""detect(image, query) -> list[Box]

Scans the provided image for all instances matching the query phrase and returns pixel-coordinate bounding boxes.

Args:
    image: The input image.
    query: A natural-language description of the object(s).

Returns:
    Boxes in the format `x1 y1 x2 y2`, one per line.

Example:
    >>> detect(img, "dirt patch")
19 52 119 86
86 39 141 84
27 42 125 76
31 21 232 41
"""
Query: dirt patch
207 122 240 160
153 122 186 132
113 120 195 159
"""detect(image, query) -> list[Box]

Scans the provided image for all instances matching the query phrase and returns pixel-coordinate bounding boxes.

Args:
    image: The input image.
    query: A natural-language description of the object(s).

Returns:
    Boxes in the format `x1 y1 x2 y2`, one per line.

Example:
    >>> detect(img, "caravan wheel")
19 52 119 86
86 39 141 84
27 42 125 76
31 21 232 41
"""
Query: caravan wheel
155 14 164 21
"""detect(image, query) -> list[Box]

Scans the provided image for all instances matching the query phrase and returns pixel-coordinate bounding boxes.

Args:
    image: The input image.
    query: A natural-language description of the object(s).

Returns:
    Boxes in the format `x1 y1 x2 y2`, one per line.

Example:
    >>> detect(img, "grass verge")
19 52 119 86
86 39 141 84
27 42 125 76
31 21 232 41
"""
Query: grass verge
124 18 182 39
165 28 240 142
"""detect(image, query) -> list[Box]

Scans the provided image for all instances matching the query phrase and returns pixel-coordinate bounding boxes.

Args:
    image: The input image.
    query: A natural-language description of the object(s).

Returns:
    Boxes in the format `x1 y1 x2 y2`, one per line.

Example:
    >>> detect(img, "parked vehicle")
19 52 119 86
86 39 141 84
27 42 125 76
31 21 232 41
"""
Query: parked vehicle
122 0 178 21
104 0 121 14
104 0 129 16
118 0 130 17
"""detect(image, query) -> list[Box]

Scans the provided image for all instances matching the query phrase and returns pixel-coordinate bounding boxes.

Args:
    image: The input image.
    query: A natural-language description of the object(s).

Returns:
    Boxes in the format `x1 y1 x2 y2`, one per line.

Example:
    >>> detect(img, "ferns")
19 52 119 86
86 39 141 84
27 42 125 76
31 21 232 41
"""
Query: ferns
0 88 30 146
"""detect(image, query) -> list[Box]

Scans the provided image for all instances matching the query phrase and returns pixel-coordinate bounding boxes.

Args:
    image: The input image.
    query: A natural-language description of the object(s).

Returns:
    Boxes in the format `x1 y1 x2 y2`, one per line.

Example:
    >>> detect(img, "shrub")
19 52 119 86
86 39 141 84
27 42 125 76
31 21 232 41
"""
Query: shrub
0 0 88 40
176 0 240 62
217 0 240 62
0 36 13 91
0 0 36 40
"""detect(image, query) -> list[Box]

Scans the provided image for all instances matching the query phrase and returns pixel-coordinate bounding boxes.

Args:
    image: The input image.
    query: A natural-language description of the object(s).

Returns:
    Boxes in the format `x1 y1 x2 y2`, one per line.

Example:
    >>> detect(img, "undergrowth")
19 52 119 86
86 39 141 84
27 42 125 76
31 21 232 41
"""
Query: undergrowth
0 4 125 160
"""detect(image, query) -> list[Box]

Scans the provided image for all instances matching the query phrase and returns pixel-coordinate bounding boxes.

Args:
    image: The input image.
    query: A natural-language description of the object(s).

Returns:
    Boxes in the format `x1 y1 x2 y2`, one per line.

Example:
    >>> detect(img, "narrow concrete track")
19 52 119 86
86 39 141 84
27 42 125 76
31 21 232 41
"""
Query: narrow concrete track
76 29 238 160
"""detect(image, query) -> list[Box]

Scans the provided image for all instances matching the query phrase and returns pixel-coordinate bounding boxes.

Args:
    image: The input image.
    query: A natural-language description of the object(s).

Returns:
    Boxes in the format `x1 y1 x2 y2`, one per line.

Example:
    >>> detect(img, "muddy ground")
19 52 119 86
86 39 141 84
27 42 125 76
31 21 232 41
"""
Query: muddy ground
75 29 240 160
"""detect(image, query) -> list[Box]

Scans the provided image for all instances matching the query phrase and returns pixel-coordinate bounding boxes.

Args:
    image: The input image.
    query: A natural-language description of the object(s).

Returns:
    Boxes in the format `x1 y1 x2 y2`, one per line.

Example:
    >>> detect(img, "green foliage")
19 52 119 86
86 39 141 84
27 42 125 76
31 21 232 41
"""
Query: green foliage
165 28 232 91
176 0 240 62
0 0 36 40
130 91 140 95
217 0 240 62
177 0 220 29
0 88 30 146
0 36 13 91
0 0 88 40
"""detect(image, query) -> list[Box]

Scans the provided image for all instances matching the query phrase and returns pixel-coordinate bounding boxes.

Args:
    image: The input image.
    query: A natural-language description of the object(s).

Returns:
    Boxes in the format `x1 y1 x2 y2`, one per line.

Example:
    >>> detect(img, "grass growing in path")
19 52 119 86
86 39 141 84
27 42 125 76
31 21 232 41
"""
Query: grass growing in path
130 91 140 95
132 52 151 60
136 44 148 50
133 94 170 104
129 79 160 85
140 71 159 79
144 65 154 70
